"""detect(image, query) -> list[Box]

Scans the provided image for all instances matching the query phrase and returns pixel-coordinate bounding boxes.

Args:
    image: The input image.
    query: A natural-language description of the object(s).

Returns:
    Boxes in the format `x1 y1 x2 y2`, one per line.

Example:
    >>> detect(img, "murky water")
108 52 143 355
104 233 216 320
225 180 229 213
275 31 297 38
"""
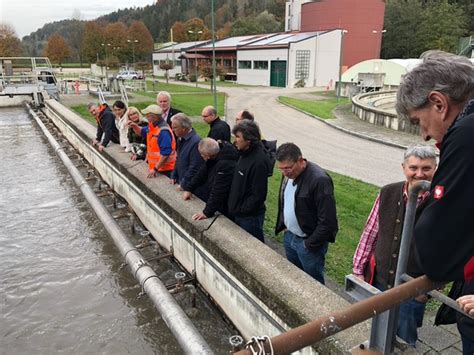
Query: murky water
0 107 234 354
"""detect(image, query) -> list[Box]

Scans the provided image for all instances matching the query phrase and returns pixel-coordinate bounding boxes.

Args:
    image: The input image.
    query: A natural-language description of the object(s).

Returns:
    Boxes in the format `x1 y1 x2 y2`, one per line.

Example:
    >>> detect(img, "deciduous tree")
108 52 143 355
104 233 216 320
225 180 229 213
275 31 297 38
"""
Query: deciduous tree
44 32 70 65
0 23 23 56
127 21 154 63
82 21 105 63
171 21 187 42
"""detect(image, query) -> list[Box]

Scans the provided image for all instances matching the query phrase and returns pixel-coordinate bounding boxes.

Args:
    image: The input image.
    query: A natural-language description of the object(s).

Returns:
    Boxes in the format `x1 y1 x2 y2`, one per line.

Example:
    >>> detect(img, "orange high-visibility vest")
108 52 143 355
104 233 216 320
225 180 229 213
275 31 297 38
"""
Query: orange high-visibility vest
146 122 176 172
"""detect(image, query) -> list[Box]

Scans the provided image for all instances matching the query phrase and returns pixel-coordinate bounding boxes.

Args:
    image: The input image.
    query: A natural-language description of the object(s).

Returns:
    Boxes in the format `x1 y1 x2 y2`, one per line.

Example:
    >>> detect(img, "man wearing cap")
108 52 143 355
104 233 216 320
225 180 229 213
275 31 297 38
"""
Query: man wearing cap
129 104 176 178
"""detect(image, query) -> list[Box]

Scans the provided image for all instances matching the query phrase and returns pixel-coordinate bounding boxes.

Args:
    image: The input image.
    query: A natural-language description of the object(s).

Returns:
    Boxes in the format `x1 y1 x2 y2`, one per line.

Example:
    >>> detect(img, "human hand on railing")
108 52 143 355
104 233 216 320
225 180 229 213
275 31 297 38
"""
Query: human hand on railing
182 191 192 201
147 169 157 178
98 144 105 152
192 212 207 220
457 295 474 316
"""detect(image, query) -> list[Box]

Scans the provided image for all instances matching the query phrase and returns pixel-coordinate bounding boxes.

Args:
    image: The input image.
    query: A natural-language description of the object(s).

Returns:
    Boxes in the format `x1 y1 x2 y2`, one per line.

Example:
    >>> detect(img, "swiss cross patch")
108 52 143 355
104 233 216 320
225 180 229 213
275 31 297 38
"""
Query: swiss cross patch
433 185 445 200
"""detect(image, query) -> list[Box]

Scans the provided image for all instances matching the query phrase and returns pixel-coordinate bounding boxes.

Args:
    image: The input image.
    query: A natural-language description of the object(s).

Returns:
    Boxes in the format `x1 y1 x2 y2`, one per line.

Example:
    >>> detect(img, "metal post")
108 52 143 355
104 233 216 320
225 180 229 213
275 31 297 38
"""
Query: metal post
336 29 347 102
188 30 202 88
235 276 442 355
29 107 214 355
211 0 217 109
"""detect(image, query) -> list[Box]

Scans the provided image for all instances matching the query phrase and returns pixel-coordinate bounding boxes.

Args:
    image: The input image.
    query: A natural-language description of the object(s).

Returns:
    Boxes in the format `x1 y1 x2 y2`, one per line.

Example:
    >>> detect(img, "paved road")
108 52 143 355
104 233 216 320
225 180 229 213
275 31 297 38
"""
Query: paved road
224 86 405 187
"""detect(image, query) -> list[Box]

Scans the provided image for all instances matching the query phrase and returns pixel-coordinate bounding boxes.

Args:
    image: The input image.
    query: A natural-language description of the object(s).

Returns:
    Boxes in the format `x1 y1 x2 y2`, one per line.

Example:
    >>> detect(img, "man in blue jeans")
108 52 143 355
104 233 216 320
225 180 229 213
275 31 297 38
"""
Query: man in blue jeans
275 143 338 284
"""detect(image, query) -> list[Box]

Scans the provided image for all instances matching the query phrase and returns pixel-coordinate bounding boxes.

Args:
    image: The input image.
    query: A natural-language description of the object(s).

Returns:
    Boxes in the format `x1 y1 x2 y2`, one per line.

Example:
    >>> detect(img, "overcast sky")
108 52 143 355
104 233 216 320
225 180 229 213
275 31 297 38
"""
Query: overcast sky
0 0 154 38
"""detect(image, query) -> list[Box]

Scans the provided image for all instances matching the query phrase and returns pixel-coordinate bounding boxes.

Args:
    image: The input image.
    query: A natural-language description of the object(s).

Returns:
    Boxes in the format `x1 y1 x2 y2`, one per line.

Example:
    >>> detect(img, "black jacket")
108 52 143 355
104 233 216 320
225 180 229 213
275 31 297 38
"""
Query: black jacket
275 161 338 251
127 121 147 145
164 107 182 126
187 141 238 217
414 99 474 282
95 105 119 146
207 117 231 142
227 143 270 217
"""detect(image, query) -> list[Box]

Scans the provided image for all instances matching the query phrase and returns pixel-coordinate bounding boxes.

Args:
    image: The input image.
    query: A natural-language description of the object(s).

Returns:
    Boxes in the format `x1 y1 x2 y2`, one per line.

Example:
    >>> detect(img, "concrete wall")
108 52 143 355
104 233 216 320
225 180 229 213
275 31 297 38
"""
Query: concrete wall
237 48 287 87
352 91 420 134
42 99 370 353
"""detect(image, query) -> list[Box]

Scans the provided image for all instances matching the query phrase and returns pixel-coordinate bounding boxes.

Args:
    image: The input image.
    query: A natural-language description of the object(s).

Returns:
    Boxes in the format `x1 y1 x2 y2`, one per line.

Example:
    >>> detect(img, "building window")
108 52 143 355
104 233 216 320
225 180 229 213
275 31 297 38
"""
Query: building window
238 60 251 69
223 59 232 68
295 50 310 79
253 61 268 70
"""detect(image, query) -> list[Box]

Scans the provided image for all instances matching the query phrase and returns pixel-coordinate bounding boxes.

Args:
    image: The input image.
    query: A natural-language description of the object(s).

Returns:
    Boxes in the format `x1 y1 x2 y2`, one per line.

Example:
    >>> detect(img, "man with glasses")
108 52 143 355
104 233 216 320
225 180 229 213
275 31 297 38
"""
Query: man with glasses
275 143 338 284
202 105 230 142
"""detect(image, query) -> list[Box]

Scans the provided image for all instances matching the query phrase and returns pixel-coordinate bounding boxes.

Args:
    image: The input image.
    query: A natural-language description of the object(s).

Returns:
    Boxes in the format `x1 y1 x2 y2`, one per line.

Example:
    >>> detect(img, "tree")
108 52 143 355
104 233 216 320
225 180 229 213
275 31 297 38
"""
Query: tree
231 17 262 37
255 10 282 33
159 61 174 83
382 0 425 58
184 18 209 40
417 1 468 54
68 20 85 66
82 21 105 63
171 21 187 42
0 23 23 56
127 21 154 63
104 22 128 63
44 32 70 65
216 22 232 40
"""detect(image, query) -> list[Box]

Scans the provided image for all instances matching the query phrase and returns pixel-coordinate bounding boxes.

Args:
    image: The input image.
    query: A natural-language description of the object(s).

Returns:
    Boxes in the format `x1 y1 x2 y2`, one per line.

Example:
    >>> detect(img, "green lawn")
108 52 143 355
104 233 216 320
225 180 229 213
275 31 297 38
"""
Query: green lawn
136 91 225 117
146 80 209 93
70 104 377 284
279 95 350 119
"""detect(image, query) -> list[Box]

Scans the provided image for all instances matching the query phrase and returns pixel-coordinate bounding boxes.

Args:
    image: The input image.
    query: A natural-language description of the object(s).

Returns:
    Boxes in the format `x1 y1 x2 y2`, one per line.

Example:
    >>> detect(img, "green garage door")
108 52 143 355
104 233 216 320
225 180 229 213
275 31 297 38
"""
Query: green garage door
270 61 287 88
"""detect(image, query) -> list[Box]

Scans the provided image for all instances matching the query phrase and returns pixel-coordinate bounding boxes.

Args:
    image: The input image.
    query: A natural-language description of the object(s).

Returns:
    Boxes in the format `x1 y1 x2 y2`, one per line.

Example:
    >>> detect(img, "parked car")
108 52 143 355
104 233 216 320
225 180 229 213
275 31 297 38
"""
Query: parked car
116 70 144 80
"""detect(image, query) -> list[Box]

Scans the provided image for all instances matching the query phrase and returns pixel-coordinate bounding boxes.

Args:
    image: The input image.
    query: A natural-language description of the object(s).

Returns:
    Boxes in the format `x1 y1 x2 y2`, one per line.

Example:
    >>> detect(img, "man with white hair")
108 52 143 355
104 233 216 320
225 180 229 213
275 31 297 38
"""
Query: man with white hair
157 91 181 126
353 144 437 347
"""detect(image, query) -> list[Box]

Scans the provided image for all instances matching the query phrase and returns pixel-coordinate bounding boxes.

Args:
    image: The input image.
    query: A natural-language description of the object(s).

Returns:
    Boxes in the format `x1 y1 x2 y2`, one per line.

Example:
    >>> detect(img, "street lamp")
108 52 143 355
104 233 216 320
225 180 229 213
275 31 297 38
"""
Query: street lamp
211 0 217 109
372 30 387 59
127 39 139 69
188 30 203 88
337 29 348 102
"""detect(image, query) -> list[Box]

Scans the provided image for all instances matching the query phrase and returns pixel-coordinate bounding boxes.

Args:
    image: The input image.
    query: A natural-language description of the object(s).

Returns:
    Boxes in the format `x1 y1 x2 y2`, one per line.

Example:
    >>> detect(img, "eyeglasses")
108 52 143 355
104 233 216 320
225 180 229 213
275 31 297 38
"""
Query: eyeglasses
277 162 297 172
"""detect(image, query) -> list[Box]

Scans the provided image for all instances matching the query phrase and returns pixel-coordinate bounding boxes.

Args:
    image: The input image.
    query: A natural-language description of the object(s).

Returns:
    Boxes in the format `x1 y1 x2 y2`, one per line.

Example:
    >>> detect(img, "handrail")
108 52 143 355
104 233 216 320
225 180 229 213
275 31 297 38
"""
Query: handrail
235 276 443 354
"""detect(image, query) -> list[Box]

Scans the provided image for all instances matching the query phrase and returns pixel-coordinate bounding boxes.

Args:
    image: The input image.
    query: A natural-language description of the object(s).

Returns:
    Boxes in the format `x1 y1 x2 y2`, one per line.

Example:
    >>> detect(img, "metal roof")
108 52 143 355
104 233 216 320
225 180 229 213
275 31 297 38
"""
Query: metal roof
237 31 329 49
195 34 271 50
155 41 209 53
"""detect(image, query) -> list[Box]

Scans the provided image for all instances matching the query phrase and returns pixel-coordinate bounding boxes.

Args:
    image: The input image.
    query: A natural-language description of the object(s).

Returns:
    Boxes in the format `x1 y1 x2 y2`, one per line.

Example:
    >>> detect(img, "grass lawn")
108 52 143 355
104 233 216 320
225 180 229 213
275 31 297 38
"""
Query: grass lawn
278 95 350 119
69 105 378 284
136 91 226 117
146 80 209 93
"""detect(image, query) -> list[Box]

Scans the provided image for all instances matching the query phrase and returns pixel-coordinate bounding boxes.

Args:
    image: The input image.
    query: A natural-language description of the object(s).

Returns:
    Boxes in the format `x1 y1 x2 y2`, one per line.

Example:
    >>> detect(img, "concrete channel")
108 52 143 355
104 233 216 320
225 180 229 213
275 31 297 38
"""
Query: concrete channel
40 98 370 353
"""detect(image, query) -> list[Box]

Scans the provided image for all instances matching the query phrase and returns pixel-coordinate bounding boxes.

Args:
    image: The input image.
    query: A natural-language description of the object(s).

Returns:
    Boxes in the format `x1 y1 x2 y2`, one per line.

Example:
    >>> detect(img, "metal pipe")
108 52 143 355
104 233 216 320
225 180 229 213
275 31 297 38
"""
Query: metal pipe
235 276 443 355
28 106 214 354
395 180 431 286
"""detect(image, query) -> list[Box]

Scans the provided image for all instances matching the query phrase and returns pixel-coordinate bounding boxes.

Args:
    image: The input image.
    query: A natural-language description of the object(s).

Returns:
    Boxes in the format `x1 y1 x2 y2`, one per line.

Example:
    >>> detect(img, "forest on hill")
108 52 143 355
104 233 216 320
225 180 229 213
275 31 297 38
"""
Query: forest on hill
4 0 472 64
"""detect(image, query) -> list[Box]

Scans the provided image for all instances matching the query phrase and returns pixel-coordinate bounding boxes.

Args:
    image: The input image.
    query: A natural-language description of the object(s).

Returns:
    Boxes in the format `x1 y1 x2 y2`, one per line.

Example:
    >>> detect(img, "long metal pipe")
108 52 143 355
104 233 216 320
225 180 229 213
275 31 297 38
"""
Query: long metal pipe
235 275 443 355
29 106 214 354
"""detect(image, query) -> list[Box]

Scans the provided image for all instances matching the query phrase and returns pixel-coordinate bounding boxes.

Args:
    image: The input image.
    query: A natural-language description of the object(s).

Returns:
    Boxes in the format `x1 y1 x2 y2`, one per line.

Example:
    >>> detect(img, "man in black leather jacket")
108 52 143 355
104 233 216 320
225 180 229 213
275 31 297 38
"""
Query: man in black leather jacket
275 143 338 284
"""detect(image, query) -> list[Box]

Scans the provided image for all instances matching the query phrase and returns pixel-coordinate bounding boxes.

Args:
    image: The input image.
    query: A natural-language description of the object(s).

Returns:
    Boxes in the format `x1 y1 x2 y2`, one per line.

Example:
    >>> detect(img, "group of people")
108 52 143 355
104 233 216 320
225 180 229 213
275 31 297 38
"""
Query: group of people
89 51 473 354
88 90 339 286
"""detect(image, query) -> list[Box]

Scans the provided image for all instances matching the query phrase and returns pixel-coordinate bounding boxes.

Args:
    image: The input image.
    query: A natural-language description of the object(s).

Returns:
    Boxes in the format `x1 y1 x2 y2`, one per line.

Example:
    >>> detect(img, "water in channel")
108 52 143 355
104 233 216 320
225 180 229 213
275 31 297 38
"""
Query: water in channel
0 107 234 354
